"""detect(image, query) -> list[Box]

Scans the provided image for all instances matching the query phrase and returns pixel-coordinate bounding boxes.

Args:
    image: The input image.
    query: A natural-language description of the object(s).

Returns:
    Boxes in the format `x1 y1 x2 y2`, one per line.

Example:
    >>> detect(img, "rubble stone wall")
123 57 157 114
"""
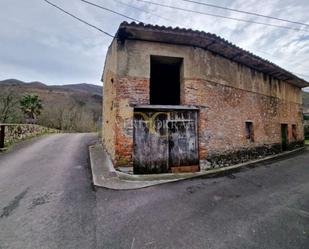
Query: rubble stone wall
3 124 58 147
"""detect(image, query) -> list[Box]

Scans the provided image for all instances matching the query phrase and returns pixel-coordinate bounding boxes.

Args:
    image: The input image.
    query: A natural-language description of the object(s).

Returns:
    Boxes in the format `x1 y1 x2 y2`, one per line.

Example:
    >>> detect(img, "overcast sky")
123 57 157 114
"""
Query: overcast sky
0 0 308 87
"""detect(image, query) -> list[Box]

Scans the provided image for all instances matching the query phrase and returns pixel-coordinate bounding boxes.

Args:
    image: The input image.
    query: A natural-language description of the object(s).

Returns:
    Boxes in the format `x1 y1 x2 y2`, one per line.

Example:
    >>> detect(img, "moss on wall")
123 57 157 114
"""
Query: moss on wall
3 124 58 148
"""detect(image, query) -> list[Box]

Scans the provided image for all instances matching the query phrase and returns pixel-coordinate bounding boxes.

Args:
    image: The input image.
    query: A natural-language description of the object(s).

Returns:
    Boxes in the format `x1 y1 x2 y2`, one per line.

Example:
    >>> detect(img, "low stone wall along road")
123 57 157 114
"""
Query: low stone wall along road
0 133 308 249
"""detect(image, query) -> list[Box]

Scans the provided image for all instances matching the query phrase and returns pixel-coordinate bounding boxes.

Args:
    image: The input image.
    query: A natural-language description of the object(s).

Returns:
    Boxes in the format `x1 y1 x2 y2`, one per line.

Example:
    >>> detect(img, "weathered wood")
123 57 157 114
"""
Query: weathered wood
133 111 169 174
171 165 199 173
133 109 199 174
168 111 199 167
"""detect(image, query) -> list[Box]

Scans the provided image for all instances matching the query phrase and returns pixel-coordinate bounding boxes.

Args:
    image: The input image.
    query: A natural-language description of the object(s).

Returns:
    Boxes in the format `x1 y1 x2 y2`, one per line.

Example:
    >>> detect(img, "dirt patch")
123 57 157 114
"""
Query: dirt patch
0 188 29 218
29 193 52 209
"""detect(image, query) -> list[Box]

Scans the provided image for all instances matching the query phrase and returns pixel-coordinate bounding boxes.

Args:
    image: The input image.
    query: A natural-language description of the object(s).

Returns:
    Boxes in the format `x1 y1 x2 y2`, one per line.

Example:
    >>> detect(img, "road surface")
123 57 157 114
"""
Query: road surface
0 134 308 249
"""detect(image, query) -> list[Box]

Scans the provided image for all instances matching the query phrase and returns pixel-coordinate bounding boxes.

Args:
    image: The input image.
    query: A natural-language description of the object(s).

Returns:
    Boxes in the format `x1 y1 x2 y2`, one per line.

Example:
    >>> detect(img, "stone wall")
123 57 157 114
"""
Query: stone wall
3 124 58 147
102 39 305 170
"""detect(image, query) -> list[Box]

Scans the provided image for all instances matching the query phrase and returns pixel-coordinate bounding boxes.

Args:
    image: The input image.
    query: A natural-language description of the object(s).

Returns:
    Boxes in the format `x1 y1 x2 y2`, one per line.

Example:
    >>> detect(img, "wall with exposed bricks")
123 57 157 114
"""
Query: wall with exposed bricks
102 39 304 169
102 42 149 166
183 79 303 168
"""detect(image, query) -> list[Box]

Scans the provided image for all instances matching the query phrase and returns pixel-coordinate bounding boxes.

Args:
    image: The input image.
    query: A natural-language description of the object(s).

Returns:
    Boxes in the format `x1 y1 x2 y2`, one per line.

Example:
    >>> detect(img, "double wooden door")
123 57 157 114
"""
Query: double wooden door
133 109 199 174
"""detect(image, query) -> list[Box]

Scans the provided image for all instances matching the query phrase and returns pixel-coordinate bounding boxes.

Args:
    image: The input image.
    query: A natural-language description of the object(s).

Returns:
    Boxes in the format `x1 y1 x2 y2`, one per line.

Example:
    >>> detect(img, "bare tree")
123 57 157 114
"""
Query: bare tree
0 88 19 123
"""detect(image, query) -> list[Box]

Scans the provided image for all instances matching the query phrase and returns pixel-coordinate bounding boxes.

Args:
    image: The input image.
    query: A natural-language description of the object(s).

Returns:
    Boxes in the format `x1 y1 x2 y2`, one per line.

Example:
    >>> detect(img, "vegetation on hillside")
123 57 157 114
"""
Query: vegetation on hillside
0 79 102 132
20 94 43 123
303 91 309 121
303 91 309 108
0 87 21 123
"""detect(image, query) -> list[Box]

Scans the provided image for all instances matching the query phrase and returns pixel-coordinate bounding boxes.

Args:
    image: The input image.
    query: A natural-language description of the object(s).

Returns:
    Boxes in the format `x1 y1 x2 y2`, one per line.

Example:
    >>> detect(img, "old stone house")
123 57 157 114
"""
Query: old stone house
102 22 308 174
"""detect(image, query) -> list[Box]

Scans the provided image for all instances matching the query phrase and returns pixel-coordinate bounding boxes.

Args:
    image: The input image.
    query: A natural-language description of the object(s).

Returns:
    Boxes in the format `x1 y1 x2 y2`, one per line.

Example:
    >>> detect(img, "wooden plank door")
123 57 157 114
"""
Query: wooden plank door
133 109 199 174
133 112 169 174
168 111 199 172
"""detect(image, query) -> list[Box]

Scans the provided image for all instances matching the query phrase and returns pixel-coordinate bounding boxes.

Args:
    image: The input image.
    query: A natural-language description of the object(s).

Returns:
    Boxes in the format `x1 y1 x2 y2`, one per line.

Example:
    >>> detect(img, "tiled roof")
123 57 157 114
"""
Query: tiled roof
116 22 308 88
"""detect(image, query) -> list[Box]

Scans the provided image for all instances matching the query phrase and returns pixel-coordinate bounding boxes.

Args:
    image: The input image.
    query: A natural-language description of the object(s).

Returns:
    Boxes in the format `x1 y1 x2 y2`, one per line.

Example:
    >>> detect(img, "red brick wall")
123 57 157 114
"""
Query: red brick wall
103 40 304 170
113 77 149 167
183 79 303 168
104 75 303 169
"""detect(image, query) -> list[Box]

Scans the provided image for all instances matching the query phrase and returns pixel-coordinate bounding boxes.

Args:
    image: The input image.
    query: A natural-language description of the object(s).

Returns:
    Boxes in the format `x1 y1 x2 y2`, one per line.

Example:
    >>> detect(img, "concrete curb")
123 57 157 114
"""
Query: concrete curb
89 144 306 190
89 144 180 190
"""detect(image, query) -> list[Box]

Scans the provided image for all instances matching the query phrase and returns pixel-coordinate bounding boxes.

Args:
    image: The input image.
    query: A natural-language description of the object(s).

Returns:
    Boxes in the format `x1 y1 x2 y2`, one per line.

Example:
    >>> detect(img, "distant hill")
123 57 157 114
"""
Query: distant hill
51 83 102 96
0 79 102 132
0 79 102 96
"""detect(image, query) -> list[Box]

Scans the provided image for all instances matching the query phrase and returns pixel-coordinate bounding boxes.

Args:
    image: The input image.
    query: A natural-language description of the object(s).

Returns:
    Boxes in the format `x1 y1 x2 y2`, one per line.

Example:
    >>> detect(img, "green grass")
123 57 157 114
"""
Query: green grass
305 140 309 145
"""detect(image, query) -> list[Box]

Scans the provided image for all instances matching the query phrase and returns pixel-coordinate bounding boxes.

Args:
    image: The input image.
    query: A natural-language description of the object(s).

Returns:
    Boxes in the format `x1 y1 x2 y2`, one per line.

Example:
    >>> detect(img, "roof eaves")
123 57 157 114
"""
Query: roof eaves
116 22 309 88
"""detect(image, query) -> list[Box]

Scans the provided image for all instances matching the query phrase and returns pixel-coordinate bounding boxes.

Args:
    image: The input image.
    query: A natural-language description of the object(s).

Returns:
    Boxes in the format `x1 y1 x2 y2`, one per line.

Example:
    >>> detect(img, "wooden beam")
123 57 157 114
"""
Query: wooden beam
171 165 200 173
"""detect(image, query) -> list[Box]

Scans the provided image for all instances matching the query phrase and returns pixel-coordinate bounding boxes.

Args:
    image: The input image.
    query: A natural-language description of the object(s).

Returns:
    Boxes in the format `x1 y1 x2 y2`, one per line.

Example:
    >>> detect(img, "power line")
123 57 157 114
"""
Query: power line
134 0 309 32
80 0 142 23
43 0 114 37
43 0 309 80
111 0 172 22
182 0 309 28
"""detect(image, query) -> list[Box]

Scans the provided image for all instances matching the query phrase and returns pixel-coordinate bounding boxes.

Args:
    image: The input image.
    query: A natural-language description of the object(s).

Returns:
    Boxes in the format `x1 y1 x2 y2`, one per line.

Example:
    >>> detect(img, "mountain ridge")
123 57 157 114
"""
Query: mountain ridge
0 79 102 96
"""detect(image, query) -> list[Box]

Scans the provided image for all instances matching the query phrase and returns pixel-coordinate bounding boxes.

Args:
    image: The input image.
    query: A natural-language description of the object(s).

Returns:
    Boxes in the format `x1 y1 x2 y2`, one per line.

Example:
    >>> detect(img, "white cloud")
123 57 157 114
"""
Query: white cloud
0 0 308 85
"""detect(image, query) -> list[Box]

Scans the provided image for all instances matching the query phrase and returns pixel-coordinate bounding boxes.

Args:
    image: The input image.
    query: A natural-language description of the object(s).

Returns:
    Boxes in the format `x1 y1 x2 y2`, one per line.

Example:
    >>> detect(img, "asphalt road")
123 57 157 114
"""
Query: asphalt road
0 134 309 249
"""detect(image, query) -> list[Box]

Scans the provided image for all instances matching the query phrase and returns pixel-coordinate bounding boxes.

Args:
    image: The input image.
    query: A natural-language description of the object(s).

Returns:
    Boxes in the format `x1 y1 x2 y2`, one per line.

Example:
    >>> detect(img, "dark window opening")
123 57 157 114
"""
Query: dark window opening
281 124 288 151
150 55 182 105
292 124 297 141
245 121 254 142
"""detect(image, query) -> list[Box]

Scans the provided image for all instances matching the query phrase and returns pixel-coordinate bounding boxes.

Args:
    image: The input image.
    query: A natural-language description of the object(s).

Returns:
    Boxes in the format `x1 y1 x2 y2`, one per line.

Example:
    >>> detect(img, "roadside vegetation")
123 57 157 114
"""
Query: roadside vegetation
0 81 102 132
0 93 58 150
0 91 45 125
